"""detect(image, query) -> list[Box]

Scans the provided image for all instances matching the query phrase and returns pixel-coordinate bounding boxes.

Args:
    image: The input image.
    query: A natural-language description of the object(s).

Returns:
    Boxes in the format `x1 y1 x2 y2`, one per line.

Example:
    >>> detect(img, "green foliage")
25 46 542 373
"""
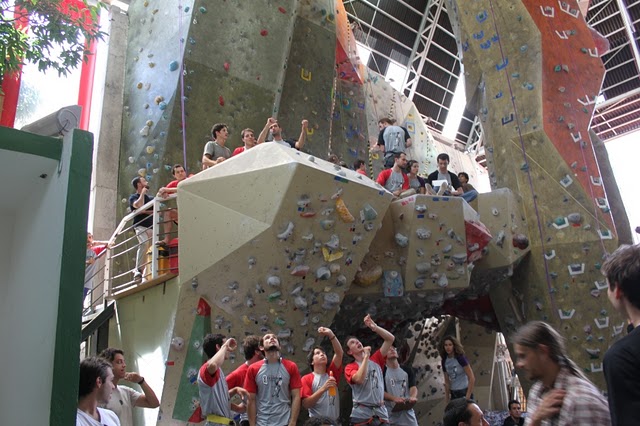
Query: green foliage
0 0 106 82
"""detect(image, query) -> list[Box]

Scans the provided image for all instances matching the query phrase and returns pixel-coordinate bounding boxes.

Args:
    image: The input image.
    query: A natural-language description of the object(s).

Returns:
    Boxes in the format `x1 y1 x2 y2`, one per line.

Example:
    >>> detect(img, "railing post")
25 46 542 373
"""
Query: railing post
151 198 160 280
104 247 112 299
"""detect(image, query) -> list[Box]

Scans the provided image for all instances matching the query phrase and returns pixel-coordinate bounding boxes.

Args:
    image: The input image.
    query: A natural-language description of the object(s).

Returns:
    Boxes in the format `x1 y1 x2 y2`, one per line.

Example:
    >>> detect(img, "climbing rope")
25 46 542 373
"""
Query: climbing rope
177 1 188 172
486 0 559 317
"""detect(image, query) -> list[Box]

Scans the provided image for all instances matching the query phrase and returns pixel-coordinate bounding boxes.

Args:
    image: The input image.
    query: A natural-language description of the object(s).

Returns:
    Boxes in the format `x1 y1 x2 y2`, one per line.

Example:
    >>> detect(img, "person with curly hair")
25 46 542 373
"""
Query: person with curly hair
439 335 475 403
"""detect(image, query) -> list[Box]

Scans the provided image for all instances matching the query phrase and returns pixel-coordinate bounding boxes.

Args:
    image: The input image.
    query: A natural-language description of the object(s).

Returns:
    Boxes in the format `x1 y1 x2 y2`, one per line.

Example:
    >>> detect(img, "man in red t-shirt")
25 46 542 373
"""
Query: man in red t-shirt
156 164 191 246
376 152 409 198
225 335 263 426
232 127 269 156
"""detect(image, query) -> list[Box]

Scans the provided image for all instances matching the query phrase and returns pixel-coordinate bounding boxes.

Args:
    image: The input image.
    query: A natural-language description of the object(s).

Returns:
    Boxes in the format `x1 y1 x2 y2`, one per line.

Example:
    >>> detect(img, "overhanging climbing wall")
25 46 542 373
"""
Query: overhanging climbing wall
445 0 622 388
159 143 393 423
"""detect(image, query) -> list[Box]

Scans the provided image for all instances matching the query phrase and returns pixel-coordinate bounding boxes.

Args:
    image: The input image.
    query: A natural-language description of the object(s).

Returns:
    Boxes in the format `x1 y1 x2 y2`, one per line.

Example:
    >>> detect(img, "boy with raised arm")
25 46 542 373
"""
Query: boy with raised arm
344 315 395 425
301 327 344 424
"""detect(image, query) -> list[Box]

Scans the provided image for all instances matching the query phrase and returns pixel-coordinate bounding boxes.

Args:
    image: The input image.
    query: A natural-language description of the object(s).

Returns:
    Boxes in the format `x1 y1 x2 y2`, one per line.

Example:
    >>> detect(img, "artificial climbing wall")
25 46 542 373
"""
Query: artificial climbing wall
445 0 622 388
363 71 439 179
159 143 393 423
277 0 337 158
119 0 308 216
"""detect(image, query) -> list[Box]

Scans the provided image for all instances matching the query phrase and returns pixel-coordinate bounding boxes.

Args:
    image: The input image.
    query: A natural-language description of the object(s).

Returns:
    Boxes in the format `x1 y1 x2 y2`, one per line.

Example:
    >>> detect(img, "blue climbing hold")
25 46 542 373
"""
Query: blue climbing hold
159 101 167 110
199 6 207 13
169 60 179 72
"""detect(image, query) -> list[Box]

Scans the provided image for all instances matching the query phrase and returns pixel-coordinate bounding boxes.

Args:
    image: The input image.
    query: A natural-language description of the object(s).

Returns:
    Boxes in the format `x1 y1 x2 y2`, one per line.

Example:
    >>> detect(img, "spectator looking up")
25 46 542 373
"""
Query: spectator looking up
301 327 343 424
197 334 248 426
225 335 264 426
244 332 302 426
344 314 395 426
261 117 309 151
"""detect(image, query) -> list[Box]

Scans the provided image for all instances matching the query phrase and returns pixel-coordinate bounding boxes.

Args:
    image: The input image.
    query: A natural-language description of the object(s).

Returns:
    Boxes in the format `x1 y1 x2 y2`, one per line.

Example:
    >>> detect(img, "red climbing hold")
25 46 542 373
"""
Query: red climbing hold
278 6 287 14
219 96 225 106
196 297 211 316
223 62 230 72
260 29 268 36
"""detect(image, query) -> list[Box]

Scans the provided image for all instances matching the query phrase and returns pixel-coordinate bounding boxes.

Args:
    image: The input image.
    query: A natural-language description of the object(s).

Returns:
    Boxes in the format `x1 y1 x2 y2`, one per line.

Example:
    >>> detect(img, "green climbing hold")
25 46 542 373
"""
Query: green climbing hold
554 65 561 72
268 291 281 301
199 6 207 13
594 262 602 270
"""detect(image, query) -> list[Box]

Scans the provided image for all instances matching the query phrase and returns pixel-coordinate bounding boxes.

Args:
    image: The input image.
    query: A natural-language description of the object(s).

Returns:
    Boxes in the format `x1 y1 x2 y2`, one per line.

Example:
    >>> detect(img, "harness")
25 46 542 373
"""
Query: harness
206 413 236 425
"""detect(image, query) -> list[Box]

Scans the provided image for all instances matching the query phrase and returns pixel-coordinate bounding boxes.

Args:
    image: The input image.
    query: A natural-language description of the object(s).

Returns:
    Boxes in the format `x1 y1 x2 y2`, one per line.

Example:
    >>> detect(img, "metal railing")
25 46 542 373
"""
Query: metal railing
82 194 178 319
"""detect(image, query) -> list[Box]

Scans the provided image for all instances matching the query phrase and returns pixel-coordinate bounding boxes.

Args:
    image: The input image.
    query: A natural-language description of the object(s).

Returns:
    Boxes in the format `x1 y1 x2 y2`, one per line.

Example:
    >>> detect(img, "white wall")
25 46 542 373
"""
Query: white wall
0 212 15 319
0 149 69 424
109 280 180 426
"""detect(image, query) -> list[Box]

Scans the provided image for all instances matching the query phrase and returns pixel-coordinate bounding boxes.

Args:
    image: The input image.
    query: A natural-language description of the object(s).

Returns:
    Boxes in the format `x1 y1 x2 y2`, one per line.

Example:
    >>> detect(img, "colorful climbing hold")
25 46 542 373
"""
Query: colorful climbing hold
260 29 268 36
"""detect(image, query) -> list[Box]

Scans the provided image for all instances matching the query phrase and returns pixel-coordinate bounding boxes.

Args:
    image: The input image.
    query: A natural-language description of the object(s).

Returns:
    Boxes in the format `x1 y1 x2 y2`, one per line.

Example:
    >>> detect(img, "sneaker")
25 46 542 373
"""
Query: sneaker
133 272 143 283
425 183 436 195
437 182 449 195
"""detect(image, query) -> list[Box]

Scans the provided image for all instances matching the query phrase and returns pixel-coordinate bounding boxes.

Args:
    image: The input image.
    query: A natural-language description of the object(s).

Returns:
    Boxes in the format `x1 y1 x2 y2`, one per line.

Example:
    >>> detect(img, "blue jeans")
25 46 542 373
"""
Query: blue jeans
461 189 478 202
437 188 478 203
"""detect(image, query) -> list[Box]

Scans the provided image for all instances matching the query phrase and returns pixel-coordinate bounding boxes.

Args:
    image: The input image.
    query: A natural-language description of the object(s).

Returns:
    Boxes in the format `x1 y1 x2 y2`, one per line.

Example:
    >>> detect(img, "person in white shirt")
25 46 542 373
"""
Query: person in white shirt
99 348 160 426
77 356 120 426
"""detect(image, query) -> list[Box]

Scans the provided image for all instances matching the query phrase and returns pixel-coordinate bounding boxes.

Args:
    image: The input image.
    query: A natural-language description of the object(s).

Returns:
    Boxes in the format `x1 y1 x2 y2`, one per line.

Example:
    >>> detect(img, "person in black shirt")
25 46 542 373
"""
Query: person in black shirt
602 244 640 426
129 176 154 282
502 399 524 426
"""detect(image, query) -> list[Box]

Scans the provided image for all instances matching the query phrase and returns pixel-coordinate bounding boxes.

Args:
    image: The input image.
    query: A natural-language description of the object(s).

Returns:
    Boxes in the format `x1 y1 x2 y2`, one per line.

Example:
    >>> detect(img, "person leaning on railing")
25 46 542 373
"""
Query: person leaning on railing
156 164 192 247
129 176 154 283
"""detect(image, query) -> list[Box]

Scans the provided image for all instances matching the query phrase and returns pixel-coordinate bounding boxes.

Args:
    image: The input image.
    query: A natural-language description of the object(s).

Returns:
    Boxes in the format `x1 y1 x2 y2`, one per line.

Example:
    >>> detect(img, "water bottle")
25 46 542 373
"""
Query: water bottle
328 370 337 396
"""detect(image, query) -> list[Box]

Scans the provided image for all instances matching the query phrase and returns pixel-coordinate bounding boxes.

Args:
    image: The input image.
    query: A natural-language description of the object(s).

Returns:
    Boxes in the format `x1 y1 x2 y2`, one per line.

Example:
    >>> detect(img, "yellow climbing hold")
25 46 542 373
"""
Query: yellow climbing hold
335 197 355 223
355 265 383 287
322 247 343 262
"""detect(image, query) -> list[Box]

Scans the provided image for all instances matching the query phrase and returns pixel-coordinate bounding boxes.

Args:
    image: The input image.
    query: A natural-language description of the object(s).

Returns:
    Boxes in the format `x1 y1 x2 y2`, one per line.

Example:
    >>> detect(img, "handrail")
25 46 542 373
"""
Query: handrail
84 194 178 319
